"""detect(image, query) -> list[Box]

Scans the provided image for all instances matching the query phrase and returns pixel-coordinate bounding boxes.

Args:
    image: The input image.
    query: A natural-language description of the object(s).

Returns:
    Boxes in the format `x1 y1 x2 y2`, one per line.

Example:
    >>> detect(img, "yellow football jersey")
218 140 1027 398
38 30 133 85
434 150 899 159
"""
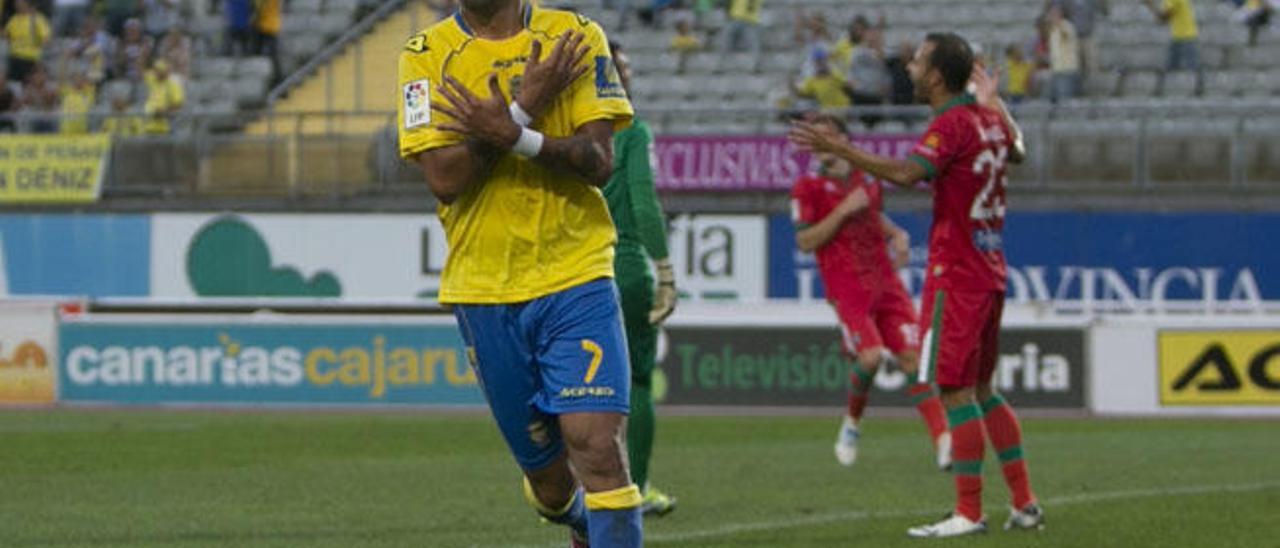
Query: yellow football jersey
398 4 633 304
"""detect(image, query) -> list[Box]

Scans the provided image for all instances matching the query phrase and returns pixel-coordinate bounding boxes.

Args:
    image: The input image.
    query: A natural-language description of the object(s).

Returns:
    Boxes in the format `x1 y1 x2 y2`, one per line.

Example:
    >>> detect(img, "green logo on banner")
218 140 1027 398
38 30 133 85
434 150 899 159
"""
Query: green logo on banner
187 216 342 297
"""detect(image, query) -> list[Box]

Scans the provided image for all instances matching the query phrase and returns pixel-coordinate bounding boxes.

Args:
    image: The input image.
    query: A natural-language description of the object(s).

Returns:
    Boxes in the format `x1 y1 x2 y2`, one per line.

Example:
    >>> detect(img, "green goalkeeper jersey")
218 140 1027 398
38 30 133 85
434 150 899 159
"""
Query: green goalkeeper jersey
604 118 669 271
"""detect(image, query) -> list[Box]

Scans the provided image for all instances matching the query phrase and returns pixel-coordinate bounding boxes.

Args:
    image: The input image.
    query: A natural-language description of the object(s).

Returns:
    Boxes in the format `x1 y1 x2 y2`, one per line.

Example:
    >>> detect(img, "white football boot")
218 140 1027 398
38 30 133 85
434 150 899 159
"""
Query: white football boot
907 513 988 538
834 416 859 466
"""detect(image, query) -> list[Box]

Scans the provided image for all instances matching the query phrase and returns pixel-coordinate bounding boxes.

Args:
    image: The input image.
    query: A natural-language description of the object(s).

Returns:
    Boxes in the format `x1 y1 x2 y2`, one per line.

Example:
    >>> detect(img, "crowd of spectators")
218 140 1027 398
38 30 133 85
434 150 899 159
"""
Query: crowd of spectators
0 0 283 135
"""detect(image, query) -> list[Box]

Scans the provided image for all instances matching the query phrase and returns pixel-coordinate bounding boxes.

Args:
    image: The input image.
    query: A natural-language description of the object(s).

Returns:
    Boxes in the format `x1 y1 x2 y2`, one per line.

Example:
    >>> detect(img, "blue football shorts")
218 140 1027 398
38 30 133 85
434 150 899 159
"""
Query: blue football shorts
453 277 632 471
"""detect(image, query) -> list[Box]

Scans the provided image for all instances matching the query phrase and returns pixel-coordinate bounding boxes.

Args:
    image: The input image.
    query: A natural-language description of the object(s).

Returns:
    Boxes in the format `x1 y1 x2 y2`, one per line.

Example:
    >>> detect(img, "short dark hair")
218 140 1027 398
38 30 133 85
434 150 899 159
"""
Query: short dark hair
609 40 623 54
924 32 974 94
811 112 850 136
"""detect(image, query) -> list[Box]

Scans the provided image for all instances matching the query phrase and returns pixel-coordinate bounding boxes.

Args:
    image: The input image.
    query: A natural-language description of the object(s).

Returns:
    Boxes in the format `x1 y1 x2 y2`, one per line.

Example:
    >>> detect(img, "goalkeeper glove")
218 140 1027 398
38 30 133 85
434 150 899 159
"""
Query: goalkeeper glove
649 258 677 325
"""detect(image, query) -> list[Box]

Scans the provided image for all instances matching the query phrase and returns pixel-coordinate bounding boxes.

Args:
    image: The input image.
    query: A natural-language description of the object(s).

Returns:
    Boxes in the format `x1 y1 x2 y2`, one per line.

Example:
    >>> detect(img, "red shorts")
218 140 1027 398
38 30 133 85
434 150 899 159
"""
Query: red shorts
917 286 1005 389
831 282 920 357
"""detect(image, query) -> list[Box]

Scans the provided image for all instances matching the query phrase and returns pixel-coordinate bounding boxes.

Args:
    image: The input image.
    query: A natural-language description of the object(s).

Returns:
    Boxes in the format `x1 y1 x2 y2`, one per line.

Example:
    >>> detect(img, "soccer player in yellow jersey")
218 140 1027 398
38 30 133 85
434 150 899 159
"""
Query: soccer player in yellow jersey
397 1 641 546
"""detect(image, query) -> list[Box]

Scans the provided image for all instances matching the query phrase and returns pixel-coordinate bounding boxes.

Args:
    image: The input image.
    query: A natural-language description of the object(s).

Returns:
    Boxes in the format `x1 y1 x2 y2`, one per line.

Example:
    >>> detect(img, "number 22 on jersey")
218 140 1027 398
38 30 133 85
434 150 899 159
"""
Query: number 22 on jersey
970 145 1008 222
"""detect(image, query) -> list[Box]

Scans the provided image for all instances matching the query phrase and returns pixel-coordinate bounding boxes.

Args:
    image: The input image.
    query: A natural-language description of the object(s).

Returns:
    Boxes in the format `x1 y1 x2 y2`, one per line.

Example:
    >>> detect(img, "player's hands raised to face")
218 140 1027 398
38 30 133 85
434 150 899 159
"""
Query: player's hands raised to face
435 74 522 149
518 30 590 120
788 120 848 156
970 63 1001 110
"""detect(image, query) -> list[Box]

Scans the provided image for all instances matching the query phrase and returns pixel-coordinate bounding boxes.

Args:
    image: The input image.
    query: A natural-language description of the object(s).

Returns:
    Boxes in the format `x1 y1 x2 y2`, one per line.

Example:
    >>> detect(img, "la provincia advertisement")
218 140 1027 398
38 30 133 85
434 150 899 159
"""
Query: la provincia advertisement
150 213 766 303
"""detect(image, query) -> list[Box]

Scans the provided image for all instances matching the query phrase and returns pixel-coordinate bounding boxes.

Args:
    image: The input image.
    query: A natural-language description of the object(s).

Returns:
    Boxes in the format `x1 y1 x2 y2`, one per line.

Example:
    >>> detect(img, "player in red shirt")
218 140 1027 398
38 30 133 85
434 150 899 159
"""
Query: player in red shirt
790 33 1043 538
790 113 950 472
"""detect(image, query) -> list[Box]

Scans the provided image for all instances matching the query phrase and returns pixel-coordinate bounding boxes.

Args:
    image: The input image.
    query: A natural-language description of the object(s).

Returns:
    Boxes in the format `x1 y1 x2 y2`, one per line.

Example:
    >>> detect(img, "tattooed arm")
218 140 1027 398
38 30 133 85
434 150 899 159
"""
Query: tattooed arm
531 120 615 187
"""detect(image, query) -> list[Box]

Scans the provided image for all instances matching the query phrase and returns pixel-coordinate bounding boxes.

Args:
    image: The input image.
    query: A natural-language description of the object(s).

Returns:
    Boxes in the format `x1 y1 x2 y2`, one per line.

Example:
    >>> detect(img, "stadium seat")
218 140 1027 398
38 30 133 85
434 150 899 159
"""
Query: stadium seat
291 0 324 14
720 52 759 74
324 0 361 15
1120 71 1160 97
1161 71 1199 98
759 52 799 75
1147 119 1236 185
194 58 236 80
236 57 274 80
684 52 719 74
1085 71 1120 98
1242 117 1280 184
1239 47 1273 69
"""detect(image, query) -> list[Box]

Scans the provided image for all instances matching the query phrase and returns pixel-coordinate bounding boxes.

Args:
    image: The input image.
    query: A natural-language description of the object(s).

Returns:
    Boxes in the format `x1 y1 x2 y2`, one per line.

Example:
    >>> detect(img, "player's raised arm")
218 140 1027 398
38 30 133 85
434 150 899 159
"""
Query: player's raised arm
789 121 930 187
970 64 1026 164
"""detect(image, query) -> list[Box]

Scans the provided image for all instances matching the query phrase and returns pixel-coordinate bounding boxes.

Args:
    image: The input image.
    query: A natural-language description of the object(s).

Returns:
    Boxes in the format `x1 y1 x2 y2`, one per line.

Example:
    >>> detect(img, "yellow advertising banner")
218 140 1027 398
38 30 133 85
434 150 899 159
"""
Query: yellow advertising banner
0 302 58 405
1158 330 1280 406
0 134 110 204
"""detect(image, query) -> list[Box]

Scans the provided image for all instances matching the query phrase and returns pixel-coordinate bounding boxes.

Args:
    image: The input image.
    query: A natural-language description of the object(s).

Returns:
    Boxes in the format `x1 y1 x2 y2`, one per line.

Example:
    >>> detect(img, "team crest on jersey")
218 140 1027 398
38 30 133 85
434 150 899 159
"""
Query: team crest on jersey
923 133 941 150
594 55 626 99
403 79 430 129
404 33 428 53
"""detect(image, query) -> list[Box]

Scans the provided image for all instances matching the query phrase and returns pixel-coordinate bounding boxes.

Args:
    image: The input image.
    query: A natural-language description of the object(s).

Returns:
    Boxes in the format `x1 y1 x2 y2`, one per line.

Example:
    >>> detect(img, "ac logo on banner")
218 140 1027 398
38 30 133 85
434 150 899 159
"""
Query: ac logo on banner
1159 330 1280 406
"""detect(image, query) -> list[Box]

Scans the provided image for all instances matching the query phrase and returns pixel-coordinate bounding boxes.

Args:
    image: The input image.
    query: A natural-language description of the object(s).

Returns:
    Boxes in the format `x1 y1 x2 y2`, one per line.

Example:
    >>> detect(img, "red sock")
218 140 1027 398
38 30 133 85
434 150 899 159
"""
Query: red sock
947 404 985 521
982 394 1036 509
846 364 872 421
907 383 947 442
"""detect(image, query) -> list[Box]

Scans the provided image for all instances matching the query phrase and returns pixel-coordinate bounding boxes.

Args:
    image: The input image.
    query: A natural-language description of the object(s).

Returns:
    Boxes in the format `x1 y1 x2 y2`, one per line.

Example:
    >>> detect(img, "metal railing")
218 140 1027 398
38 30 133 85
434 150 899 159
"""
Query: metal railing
2 100 1277 206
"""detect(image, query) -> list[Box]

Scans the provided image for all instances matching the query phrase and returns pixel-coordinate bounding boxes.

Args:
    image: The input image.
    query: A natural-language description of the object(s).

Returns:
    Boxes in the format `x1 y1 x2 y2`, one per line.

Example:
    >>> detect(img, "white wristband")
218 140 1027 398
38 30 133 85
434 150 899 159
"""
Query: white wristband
512 127 544 158
509 101 533 127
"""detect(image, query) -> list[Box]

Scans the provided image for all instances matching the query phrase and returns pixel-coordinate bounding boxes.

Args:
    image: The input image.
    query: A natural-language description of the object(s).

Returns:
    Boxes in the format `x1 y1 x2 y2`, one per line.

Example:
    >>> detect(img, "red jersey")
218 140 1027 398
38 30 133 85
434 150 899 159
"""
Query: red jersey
907 95 1011 292
790 170 896 298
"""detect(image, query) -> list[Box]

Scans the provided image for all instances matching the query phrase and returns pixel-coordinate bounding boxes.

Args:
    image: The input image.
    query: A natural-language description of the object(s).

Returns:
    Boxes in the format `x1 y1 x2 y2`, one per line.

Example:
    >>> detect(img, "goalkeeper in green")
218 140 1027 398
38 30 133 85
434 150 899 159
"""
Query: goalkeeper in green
603 40 679 517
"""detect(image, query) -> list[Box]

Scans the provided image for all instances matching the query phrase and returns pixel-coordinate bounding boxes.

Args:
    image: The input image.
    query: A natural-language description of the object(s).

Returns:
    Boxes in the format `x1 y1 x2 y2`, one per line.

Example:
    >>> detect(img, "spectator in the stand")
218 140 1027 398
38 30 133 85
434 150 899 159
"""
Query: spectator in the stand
832 14 883 70
143 59 183 134
1004 44 1032 103
113 18 153 81
1231 0 1276 46
223 0 254 57
58 71 94 134
884 40 914 105
253 0 283 82
796 11 833 79
52 0 91 37
722 0 763 55
156 26 191 77
143 0 179 40
65 17 113 84
5 0 52 84
102 0 141 36
670 18 703 52
1045 0 1107 81
847 26 889 105
0 73 17 132
792 52 852 114
20 64 59 133
1144 0 1200 71
102 93 144 135
1047 6 1081 102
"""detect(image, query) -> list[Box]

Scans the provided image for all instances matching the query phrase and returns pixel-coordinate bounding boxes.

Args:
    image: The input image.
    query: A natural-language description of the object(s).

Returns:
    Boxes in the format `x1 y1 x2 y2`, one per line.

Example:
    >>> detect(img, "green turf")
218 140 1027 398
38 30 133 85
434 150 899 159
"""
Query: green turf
1 410 1277 547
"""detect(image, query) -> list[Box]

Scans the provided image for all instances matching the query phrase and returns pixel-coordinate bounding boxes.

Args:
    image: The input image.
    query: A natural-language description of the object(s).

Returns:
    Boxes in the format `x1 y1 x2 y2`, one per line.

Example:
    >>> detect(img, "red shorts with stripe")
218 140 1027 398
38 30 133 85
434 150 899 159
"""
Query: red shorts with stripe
832 283 920 357
917 286 1005 389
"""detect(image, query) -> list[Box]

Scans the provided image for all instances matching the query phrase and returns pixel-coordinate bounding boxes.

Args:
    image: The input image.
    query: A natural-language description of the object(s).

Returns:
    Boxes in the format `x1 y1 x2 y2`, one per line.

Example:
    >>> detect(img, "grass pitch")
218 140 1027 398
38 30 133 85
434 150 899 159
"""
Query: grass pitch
1 410 1277 547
